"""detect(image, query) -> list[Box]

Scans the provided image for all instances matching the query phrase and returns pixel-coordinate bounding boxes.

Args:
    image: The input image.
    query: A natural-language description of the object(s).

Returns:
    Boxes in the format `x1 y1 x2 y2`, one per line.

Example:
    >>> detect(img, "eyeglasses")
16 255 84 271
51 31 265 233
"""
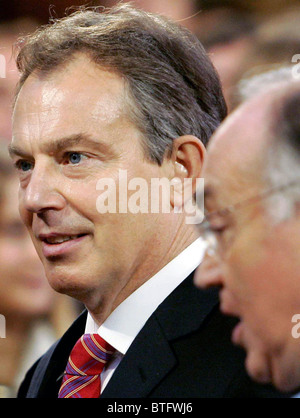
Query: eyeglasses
198 179 299 258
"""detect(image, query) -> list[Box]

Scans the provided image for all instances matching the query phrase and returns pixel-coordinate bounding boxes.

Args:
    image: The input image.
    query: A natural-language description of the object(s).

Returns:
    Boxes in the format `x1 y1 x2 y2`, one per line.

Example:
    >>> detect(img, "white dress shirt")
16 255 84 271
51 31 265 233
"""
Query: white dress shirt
85 237 206 392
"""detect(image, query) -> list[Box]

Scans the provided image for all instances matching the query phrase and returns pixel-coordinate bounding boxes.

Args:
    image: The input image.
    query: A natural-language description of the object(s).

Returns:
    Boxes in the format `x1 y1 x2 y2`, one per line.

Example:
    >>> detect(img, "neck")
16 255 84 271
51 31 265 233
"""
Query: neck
88 221 198 326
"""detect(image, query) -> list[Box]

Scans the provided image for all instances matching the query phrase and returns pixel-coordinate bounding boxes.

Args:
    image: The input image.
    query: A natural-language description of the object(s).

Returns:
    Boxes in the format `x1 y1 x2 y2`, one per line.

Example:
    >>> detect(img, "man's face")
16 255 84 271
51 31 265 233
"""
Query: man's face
195 97 300 392
11 54 173 317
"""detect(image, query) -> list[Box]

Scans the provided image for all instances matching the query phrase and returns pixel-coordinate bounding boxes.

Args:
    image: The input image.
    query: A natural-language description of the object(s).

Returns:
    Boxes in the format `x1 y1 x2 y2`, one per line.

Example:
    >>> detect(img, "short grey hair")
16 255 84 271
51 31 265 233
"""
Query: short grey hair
265 85 300 222
235 67 300 222
237 65 297 104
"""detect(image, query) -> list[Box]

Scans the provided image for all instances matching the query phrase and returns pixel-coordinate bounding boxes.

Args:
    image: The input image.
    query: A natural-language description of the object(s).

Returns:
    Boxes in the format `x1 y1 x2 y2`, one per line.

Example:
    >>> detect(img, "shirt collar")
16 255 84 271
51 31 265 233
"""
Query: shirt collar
85 238 206 355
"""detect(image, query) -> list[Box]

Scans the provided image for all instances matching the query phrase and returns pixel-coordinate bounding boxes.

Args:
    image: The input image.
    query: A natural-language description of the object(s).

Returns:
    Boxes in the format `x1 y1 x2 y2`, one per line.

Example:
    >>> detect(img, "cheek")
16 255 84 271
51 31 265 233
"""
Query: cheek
72 179 104 219
227 234 289 344
225 233 267 311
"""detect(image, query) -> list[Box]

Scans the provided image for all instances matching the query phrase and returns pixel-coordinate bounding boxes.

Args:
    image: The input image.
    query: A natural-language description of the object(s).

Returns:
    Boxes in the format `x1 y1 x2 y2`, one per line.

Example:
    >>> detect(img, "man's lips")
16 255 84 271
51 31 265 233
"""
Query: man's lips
38 233 90 258
38 232 87 244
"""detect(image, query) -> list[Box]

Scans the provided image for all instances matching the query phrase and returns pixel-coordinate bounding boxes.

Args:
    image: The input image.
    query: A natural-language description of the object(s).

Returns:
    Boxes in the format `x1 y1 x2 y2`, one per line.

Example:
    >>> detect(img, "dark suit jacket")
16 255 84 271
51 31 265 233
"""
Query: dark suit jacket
18 273 285 398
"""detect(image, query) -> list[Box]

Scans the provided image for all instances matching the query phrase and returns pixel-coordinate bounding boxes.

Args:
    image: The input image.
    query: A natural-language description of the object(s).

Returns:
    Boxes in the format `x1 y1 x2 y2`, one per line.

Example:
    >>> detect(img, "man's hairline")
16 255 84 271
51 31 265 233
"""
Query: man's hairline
259 86 300 221
13 52 158 165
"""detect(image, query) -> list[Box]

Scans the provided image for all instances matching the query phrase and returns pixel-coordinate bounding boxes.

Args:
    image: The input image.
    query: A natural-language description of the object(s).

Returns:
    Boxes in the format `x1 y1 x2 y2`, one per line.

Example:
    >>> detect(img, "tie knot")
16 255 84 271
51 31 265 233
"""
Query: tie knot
66 333 115 376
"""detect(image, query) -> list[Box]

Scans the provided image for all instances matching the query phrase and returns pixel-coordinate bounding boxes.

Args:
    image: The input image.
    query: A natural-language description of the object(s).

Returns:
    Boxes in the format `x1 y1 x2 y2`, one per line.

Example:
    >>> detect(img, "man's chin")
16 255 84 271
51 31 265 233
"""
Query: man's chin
245 349 273 385
247 353 300 393
232 321 273 385
269 352 300 393
45 269 91 300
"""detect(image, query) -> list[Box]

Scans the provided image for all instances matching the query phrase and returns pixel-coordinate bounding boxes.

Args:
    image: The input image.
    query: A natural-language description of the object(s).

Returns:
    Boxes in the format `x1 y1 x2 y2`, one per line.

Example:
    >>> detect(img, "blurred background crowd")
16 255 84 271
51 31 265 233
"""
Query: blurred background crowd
0 0 300 397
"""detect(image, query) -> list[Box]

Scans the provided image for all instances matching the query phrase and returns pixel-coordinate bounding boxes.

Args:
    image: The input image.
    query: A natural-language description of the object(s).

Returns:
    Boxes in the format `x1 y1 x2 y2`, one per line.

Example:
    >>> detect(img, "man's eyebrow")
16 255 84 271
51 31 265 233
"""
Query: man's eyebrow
8 134 114 158
43 134 114 154
8 144 30 158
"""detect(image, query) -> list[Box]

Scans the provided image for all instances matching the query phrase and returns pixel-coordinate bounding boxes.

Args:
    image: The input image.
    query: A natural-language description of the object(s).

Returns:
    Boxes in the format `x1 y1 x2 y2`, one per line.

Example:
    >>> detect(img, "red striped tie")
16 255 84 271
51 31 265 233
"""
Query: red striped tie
58 333 115 398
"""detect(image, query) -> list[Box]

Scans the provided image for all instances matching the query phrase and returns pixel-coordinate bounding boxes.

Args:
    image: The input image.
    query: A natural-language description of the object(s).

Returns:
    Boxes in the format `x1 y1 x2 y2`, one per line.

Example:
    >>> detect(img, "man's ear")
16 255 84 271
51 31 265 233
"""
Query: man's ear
169 135 206 210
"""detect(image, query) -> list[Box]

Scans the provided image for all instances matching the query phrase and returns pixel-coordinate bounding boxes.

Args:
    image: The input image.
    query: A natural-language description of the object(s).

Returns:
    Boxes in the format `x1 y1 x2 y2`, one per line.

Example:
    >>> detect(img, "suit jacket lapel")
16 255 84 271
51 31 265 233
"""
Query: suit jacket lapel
102 273 219 398
155 273 220 340
101 314 177 398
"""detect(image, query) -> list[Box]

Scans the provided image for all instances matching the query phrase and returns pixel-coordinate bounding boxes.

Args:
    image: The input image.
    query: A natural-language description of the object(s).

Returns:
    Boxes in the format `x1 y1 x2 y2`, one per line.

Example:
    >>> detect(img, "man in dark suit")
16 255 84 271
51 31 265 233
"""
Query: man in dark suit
195 72 300 396
10 4 282 398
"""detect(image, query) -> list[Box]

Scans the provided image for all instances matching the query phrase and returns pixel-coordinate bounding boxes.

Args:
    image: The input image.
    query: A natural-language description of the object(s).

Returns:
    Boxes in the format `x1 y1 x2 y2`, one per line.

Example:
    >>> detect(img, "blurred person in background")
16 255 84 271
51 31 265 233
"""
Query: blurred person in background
0 19 38 141
195 75 300 395
229 6 300 109
197 0 300 16
0 142 78 397
194 6 257 111
192 2 300 110
102 0 198 30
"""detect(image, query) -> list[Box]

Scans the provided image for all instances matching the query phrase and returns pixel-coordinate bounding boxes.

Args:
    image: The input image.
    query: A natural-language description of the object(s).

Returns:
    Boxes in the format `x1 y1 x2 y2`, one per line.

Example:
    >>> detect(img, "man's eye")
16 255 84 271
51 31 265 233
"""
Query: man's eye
16 160 33 172
66 152 87 165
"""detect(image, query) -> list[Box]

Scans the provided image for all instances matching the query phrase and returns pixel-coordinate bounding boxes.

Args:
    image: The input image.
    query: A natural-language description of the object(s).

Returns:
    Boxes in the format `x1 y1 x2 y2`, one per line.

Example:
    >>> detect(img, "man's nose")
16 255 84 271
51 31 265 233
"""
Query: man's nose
194 248 224 289
22 163 66 214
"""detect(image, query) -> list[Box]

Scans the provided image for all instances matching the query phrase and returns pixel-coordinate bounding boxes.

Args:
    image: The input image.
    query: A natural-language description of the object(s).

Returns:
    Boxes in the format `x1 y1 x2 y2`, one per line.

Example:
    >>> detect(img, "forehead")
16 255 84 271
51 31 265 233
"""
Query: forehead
203 94 272 206
12 54 129 149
